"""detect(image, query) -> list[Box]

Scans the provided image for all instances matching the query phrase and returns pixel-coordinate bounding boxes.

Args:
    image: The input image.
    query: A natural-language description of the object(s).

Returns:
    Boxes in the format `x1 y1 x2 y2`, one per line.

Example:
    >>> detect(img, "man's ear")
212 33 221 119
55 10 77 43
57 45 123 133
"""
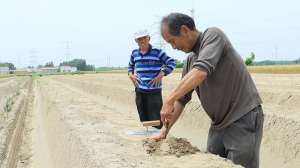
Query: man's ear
180 25 190 36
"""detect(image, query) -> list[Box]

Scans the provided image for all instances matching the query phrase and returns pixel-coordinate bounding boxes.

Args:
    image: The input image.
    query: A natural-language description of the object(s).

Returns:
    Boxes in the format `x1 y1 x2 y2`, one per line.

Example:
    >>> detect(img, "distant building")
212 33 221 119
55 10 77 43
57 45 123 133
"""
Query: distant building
38 67 59 74
59 66 77 72
13 68 31 75
27 67 37 73
0 67 10 74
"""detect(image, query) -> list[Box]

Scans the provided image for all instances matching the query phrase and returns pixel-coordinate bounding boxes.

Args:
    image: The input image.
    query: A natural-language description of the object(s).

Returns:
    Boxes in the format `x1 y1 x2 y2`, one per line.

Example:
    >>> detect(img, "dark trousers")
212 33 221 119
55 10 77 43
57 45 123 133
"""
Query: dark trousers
207 105 264 168
135 91 163 129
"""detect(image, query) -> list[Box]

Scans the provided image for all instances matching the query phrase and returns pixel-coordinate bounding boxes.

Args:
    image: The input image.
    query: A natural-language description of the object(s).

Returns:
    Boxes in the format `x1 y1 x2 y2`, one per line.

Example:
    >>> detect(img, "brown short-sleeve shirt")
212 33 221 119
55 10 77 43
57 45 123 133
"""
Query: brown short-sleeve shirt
178 27 262 130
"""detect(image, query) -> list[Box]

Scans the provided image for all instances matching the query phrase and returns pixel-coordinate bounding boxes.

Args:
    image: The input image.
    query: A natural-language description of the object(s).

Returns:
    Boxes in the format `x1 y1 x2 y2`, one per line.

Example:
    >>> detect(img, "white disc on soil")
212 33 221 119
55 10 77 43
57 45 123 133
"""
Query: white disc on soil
125 128 160 137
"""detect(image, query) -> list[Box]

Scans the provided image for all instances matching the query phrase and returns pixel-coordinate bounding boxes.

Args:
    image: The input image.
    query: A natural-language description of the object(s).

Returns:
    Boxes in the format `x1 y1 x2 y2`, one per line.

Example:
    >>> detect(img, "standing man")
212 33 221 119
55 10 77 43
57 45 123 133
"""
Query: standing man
154 13 264 168
128 29 175 129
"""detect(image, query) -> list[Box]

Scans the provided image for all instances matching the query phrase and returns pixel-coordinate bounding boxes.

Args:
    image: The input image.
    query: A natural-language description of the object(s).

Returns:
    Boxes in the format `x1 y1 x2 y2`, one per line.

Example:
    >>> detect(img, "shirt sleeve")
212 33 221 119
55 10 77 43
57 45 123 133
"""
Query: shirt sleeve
159 50 176 76
177 57 194 106
128 51 135 74
193 29 226 76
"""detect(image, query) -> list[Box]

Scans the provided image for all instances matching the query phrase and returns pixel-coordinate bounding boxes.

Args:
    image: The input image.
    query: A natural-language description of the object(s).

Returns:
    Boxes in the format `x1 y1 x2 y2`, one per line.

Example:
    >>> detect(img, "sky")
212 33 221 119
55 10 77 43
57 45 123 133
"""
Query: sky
0 0 299 68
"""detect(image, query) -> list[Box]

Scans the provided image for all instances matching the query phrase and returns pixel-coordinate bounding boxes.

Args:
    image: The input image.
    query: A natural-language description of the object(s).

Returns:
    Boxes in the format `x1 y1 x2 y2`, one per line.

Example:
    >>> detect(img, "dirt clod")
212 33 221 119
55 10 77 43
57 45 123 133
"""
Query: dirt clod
143 137 200 157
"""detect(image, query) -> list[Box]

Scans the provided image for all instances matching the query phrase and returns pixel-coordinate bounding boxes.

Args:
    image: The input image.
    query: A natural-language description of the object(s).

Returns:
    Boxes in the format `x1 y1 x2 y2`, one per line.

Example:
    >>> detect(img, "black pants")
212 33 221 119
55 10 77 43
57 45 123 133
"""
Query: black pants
135 91 163 129
207 105 264 168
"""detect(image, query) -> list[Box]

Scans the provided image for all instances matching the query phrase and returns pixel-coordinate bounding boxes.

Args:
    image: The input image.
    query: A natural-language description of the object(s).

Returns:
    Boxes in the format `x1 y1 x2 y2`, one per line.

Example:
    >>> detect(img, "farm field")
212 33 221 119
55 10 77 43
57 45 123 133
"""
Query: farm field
0 73 299 168
0 76 31 167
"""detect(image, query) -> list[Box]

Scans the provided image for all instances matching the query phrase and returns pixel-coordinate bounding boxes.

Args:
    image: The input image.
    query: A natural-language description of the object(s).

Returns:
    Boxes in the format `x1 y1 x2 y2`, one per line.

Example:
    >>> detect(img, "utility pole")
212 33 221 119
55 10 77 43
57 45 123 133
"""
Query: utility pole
151 15 166 49
107 55 110 67
273 45 278 64
17 55 21 68
30 48 38 68
275 45 278 61
65 41 72 61
190 8 195 19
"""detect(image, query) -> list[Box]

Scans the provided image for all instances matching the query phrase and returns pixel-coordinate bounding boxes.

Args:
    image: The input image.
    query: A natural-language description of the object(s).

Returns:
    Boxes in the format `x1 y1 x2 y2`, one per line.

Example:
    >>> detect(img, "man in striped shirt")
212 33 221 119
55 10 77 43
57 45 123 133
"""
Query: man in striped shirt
128 29 175 129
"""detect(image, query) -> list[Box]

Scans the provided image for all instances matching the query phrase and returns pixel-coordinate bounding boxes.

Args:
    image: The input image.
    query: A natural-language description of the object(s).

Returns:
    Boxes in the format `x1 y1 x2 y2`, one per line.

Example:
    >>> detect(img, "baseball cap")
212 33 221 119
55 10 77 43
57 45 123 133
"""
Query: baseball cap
134 29 150 39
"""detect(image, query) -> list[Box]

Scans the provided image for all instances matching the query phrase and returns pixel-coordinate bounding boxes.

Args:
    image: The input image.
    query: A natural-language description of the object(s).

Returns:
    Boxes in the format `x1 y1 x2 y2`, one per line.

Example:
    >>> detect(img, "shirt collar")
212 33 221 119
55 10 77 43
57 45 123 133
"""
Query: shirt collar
139 44 152 56
192 32 202 54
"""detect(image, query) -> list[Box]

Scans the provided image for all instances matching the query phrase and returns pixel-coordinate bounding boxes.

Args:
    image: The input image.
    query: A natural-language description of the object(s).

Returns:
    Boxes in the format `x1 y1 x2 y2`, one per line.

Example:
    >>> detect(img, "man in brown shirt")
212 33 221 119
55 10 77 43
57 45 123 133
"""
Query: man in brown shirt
153 13 264 168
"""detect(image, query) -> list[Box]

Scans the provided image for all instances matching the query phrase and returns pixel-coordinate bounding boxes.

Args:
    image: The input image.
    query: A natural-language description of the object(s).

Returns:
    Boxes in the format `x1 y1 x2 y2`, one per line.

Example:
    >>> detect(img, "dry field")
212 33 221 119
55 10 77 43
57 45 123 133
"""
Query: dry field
247 65 300 74
0 76 31 167
0 73 299 168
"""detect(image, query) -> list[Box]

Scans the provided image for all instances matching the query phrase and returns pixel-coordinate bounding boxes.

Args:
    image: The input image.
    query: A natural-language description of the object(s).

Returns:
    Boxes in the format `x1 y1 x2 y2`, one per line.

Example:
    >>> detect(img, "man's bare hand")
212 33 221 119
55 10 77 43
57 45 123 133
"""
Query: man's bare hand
149 71 164 87
129 74 138 87
160 100 174 125
150 126 168 141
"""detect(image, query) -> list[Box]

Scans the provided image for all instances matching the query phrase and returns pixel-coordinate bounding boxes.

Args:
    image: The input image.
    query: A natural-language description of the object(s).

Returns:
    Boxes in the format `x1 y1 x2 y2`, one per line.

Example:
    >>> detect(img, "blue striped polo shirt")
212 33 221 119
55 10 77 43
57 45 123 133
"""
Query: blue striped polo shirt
128 45 175 93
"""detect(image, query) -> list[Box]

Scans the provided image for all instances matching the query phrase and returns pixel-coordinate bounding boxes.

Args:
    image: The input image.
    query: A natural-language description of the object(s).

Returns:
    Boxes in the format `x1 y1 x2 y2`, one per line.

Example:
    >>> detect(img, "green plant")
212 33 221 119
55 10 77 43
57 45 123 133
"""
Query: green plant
245 52 255 66
16 88 20 96
175 59 184 68
4 97 14 113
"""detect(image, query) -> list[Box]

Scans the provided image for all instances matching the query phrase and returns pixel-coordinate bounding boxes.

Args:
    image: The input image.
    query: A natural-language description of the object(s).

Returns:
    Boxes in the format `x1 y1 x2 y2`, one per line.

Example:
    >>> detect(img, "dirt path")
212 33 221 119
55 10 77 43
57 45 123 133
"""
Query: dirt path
30 80 53 168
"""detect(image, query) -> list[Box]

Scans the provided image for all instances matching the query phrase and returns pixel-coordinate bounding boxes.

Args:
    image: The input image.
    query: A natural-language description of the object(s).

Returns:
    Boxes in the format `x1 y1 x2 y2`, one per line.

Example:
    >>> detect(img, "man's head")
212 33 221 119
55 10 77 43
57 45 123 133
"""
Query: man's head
161 13 198 53
134 29 151 51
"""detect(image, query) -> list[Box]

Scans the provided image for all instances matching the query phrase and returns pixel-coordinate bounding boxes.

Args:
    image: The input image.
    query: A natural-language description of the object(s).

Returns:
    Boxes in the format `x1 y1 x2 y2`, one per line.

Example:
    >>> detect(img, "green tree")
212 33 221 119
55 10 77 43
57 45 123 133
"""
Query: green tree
0 62 16 70
45 61 54 67
60 59 95 71
250 52 255 60
85 64 95 71
245 52 255 66
175 59 184 68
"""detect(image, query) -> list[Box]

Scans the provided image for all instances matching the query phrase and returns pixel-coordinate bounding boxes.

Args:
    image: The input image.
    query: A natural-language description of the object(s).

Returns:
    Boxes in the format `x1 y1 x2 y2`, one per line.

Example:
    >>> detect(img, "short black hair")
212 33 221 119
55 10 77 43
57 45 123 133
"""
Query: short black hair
161 13 196 36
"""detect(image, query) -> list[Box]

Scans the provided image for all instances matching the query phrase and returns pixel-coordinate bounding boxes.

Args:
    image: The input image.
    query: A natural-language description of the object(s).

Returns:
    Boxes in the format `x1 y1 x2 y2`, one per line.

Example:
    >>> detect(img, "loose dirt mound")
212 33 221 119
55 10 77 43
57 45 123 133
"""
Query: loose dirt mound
143 137 200 157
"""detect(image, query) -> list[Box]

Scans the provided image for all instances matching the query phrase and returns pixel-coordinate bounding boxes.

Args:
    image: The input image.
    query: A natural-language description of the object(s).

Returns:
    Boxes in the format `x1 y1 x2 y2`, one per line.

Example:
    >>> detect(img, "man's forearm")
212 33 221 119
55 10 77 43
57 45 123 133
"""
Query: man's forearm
166 68 207 104
167 101 185 130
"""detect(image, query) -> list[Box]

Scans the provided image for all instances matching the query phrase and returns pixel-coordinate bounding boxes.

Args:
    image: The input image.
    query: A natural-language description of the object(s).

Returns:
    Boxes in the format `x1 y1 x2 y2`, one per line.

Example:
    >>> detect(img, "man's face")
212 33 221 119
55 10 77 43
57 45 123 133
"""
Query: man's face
135 36 150 50
161 24 193 53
